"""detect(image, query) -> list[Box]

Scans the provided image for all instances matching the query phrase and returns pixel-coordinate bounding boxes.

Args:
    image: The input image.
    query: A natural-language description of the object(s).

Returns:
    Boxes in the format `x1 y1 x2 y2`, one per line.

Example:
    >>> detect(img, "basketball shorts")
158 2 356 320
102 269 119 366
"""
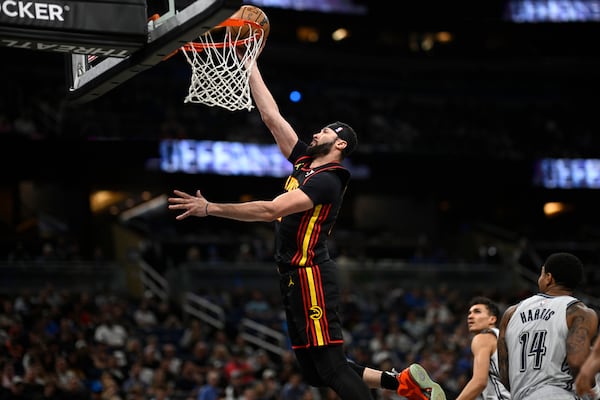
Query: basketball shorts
278 261 344 348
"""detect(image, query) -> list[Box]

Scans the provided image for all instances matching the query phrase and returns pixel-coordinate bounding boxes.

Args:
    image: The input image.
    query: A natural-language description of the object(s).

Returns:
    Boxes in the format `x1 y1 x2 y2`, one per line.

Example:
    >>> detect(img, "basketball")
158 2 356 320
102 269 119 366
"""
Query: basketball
228 5 270 41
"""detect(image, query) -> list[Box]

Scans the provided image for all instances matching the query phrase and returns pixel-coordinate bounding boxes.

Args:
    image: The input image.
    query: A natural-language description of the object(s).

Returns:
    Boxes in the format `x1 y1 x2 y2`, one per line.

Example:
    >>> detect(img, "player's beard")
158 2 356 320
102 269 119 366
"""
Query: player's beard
306 140 335 158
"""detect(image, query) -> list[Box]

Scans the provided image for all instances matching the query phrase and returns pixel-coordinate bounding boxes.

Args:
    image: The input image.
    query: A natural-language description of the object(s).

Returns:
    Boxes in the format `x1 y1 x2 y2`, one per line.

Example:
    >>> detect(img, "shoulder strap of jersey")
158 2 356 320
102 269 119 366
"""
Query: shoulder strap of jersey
305 163 350 186
478 328 498 338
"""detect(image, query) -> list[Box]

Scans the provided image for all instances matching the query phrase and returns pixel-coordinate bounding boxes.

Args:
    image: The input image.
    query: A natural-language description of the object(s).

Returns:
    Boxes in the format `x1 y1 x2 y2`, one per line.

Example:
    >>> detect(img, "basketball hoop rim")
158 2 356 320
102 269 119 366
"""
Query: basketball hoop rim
181 18 265 51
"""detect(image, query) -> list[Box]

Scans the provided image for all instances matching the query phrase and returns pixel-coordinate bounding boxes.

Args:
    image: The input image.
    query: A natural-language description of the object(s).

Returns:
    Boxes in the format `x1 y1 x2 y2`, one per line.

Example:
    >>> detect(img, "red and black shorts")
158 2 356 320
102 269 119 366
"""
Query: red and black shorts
278 261 344 349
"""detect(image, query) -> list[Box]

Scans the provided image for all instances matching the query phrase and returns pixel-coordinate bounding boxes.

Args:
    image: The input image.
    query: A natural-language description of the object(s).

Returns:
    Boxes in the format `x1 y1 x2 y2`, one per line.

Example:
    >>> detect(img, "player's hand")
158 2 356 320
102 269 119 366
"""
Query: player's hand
168 189 209 220
236 44 260 70
574 364 598 399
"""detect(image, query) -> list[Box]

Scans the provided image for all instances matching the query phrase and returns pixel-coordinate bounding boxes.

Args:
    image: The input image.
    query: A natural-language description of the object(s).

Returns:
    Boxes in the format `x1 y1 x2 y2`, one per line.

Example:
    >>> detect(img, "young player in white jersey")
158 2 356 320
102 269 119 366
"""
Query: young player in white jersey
456 296 510 400
497 252 599 400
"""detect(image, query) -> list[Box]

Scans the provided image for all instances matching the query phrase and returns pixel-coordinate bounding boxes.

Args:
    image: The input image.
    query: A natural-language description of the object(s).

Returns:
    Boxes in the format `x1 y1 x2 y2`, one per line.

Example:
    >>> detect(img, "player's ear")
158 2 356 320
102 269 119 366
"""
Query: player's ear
336 138 347 153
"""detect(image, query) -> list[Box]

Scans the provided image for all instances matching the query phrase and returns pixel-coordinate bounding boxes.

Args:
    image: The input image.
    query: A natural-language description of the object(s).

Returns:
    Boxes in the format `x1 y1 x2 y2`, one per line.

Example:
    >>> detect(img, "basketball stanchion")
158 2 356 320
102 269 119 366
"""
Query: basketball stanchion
174 5 270 111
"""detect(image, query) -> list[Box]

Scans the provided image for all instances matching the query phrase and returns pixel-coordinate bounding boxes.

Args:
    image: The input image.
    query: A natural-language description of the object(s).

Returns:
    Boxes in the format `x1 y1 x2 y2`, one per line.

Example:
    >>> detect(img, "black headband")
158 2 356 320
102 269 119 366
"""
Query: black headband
326 121 357 157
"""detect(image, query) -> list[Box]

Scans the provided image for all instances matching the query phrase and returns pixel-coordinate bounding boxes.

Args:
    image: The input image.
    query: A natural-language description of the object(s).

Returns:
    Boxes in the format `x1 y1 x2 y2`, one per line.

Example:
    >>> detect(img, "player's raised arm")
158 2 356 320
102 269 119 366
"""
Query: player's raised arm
248 63 298 158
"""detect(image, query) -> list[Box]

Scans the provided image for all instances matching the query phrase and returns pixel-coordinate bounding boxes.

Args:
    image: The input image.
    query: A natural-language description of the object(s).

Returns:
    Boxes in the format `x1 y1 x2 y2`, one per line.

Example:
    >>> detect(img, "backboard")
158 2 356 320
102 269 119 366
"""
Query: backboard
68 0 243 104
0 0 242 104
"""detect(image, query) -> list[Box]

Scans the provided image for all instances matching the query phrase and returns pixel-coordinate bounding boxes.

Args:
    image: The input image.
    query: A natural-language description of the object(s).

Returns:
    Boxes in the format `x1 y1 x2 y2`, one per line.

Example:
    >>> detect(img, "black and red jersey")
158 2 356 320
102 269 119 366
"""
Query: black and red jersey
274 141 350 268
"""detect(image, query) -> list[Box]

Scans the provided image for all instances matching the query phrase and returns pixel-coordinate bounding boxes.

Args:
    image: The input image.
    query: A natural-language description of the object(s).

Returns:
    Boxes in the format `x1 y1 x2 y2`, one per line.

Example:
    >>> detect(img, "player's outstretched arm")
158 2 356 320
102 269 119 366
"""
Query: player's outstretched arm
168 189 313 222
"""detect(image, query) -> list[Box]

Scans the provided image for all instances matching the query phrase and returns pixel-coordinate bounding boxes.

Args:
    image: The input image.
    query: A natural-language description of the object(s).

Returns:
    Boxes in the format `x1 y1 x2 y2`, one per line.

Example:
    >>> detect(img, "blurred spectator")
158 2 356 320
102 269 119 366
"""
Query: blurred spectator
384 323 416 358
155 301 182 329
243 290 272 321
231 334 254 359
21 361 45 399
4 375 27 399
207 344 230 370
64 343 92 391
424 297 453 326
278 351 301 385
223 369 246 400
94 312 128 349
179 320 208 351
189 340 211 374
40 377 64 400
105 351 127 386
132 298 158 330
122 360 150 394
223 347 254 385
60 367 88 399
53 356 77 392
401 309 430 341
0 299 20 339
1 361 16 391
249 349 276 380
197 369 221 400
161 343 182 376
140 336 162 371
99 371 123 400
147 367 175 400
258 369 280 400
173 360 201 395
280 372 309 400
148 385 171 400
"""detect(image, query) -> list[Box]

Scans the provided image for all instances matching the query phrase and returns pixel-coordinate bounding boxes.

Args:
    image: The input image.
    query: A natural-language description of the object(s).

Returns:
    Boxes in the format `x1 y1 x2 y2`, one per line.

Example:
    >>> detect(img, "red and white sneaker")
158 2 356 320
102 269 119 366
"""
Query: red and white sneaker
396 363 446 400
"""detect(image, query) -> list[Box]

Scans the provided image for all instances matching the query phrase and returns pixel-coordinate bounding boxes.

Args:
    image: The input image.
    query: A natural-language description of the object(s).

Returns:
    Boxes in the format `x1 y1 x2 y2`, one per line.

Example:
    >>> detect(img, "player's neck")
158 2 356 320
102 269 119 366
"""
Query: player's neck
311 154 342 168
543 285 573 296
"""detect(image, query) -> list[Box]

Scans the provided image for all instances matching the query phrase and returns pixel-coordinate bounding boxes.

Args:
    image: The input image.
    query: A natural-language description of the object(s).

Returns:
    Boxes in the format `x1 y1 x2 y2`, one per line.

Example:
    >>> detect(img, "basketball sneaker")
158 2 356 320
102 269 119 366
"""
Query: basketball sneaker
396 363 446 400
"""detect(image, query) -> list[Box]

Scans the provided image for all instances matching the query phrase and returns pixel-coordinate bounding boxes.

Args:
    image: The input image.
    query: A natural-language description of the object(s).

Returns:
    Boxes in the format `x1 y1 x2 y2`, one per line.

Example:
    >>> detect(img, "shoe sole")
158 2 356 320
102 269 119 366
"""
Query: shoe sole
408 364 446 400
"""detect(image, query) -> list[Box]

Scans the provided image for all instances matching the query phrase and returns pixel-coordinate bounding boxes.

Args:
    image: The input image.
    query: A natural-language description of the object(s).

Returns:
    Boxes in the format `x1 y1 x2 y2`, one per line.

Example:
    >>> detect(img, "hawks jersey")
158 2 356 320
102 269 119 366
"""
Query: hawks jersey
478 328 511 400
505 294 580 400
274 141 350 268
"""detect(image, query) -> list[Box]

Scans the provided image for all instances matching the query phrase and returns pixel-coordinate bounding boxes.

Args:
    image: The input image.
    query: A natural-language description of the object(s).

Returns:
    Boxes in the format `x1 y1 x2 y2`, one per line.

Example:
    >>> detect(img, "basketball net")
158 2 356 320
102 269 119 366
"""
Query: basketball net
181 20 265 111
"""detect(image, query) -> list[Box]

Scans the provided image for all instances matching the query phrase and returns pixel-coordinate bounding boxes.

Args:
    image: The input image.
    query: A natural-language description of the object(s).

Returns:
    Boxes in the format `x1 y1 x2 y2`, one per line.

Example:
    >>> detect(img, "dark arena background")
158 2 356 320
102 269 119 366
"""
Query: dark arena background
0 1 599 399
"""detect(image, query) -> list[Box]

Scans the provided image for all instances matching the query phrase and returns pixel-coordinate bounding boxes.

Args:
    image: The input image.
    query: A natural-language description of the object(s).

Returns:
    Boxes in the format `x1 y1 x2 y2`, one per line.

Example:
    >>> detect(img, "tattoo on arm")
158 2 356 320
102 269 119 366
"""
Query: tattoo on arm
566 303 597 376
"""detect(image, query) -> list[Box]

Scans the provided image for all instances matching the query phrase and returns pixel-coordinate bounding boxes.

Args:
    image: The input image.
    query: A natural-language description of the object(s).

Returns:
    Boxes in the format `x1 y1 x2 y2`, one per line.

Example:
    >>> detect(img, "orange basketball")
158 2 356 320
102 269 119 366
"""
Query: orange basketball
228 5 270 41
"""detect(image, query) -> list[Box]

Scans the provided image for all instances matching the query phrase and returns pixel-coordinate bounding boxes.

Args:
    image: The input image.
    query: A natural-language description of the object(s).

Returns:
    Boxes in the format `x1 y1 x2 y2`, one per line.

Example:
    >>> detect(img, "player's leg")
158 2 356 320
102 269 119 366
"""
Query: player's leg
296 346 374 400
348 361 446 400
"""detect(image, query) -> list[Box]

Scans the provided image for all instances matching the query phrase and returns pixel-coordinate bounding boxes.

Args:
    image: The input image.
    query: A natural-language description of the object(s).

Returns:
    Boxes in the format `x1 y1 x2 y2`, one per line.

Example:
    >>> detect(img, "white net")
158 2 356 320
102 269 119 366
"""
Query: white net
181 23 264 111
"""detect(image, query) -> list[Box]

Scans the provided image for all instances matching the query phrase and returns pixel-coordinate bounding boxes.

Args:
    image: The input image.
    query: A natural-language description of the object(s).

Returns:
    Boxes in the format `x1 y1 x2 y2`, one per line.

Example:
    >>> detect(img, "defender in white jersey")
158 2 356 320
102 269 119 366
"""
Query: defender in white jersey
457 296 510 400
497 252 599 400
